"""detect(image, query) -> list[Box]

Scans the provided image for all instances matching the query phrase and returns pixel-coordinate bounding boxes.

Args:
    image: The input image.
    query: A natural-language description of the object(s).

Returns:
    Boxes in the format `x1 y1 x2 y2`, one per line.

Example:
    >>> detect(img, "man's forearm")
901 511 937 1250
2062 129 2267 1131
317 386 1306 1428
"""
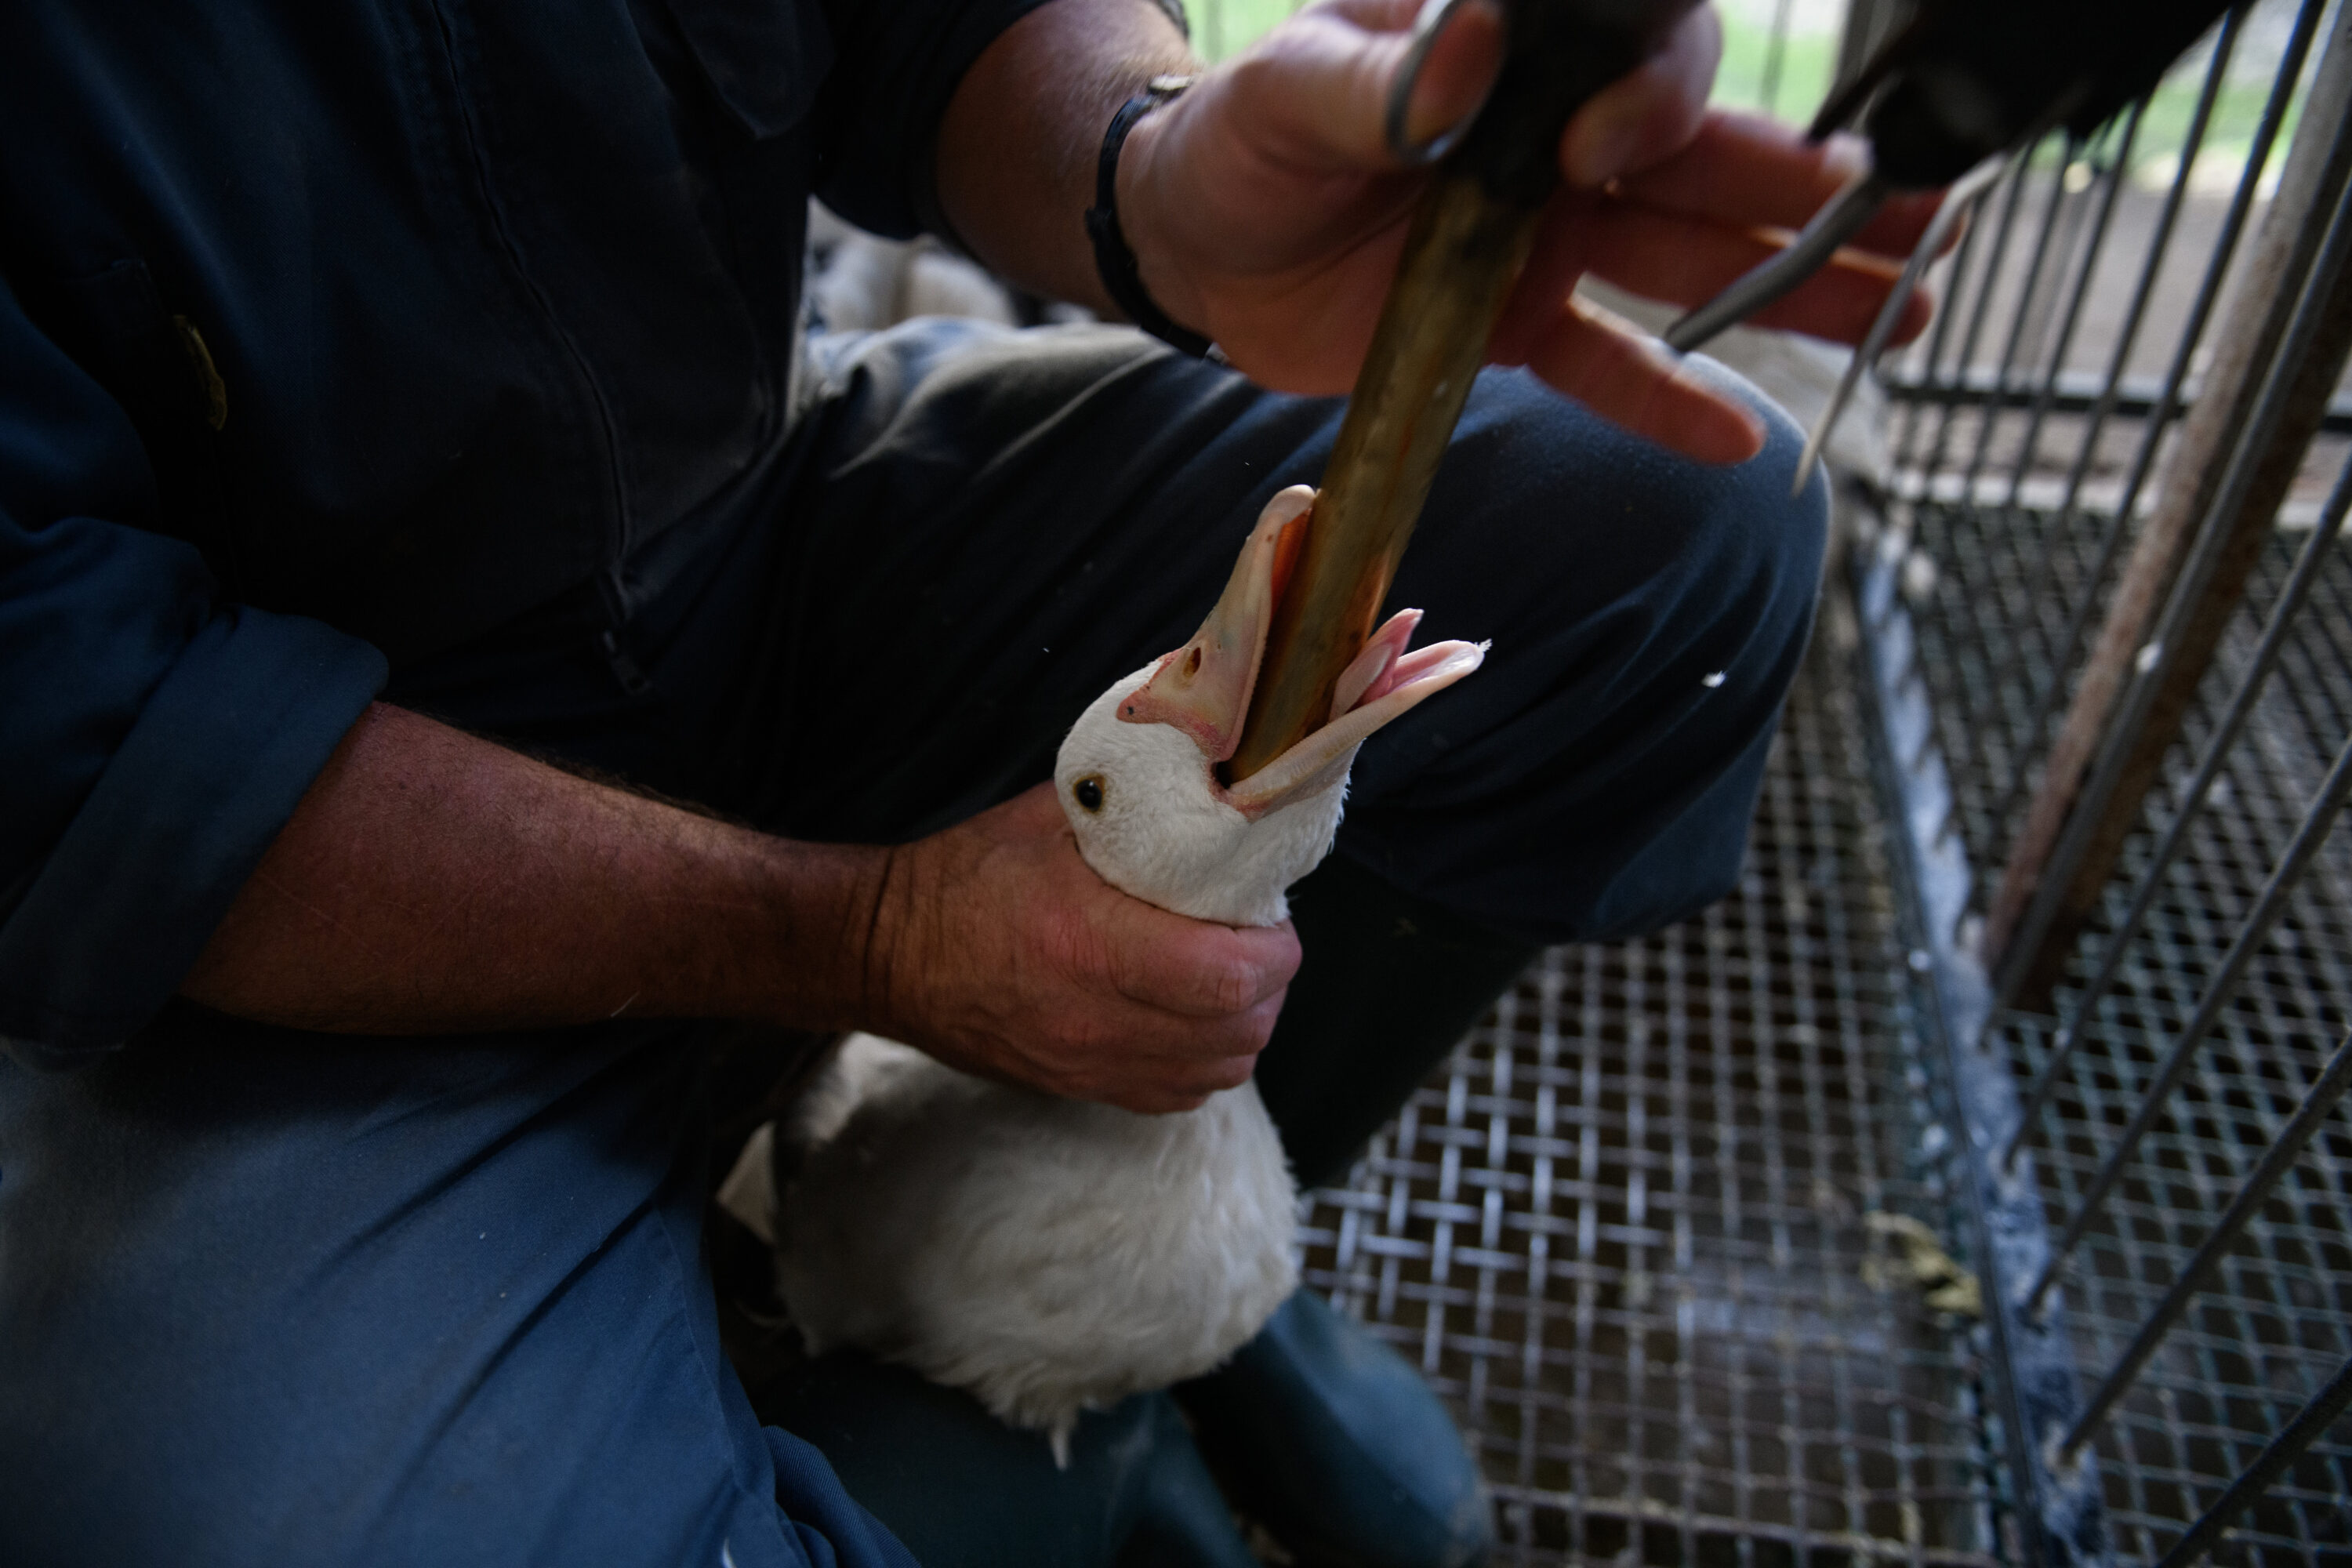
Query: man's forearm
180 703 887 1035
934 0 1196 316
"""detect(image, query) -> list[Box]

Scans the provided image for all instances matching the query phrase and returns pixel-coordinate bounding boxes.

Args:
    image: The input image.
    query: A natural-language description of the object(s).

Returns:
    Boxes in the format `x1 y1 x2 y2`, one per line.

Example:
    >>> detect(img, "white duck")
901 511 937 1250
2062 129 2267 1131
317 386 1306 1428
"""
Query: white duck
735 485 1485 1463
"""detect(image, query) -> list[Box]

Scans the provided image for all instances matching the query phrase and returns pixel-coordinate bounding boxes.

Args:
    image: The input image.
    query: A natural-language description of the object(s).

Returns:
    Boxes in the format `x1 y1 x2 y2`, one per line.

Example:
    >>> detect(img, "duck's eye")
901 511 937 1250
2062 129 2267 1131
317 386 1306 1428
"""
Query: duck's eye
1073 775 1105 813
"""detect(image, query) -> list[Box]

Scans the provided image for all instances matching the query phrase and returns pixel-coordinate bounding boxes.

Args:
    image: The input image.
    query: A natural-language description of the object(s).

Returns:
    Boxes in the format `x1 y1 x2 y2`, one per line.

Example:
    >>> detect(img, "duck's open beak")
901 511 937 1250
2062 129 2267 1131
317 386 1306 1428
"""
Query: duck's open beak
1117 486 1314 762
1223 603 1485 818
1121 485 1486 819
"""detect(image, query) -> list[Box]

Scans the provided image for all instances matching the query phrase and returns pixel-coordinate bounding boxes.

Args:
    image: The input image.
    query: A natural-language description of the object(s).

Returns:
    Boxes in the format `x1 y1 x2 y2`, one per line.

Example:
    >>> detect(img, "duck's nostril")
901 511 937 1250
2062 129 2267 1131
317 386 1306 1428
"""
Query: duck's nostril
1183 647 1203 681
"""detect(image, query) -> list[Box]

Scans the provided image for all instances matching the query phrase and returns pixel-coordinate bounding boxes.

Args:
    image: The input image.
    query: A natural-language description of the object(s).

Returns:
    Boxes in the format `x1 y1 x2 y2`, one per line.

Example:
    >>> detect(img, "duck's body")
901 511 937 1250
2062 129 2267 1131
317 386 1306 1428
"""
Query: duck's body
769 487 1485 1459
775 1039 1298 1461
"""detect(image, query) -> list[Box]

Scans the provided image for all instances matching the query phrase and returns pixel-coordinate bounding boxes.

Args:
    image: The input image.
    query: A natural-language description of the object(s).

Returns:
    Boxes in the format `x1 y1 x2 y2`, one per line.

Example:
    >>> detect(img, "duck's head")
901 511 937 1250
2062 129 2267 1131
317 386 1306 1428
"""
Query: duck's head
1054 485 1485 930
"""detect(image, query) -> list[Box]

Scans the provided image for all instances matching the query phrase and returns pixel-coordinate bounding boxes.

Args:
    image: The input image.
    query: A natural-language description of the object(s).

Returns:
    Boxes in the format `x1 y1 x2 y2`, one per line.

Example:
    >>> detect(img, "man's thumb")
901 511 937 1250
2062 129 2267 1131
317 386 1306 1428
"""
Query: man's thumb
1226 0 1501 171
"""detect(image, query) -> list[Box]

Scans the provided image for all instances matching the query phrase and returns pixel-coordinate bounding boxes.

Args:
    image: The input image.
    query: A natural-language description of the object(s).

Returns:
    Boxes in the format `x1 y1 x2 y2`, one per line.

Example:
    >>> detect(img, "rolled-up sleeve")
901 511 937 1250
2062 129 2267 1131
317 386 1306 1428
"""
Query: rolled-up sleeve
0 274 385 1069
811 0 1060 238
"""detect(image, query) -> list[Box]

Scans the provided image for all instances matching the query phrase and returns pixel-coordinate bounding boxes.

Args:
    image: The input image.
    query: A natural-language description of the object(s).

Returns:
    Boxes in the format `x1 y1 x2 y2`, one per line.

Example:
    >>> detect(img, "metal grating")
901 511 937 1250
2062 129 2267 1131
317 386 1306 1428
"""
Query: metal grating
1298 649 2002 1567
1899 493 2352 1566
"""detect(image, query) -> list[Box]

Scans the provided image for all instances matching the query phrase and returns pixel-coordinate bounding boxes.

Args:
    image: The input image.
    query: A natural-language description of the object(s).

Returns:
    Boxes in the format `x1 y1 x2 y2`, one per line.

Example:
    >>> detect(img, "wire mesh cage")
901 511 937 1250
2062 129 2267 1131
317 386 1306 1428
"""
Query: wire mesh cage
1298 650 2008 1565
1179 1 2352 1563
1864 0 2352 1561
1833 0 2352 1561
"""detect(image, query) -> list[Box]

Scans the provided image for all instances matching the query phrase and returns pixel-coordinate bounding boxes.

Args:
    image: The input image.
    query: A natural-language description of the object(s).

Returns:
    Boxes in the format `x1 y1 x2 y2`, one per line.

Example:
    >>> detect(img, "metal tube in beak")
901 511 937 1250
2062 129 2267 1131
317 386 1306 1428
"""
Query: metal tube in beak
1121 486 1313 762
1225 0 1700 783
1223 172 1534 782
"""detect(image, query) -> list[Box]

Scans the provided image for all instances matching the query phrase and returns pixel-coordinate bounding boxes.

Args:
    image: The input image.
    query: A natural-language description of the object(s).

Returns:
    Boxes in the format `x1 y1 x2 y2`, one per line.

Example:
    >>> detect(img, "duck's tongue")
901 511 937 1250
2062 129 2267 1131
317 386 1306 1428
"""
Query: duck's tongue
1120 485 1486 818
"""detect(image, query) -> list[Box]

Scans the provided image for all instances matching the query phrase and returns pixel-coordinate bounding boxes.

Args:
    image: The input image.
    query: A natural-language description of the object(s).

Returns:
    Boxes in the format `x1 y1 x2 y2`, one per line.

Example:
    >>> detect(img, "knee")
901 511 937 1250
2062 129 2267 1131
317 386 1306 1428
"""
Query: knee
1343 363 1830 942
1676 354 1833 641
1416 358 1827 681
1548 353 1829 666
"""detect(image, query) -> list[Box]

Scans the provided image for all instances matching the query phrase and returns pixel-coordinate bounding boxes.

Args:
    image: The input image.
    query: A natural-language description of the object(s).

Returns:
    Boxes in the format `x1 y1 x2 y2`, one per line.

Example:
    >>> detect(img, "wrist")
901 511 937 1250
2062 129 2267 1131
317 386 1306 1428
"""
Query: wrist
1098 80 1214 352
663 827 895 1033
851 836 930 1045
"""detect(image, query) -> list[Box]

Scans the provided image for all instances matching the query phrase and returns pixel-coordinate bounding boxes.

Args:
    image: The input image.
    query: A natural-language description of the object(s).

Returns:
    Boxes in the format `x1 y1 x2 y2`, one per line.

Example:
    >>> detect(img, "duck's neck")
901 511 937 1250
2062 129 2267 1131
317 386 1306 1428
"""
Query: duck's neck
1153 780 1349 931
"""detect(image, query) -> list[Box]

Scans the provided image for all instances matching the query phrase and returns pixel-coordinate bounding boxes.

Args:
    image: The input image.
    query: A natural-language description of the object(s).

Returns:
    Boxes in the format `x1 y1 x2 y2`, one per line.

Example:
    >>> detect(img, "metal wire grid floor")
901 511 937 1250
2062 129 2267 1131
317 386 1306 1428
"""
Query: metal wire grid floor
1297 654 2002 1567
1899 494 2352 1566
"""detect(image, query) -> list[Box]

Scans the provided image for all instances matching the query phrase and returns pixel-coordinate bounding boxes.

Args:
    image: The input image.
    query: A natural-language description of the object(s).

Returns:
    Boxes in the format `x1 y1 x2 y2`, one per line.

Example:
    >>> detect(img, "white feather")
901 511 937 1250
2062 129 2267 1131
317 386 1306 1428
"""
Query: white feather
1051 666 1356 929
775 1036 1298 1464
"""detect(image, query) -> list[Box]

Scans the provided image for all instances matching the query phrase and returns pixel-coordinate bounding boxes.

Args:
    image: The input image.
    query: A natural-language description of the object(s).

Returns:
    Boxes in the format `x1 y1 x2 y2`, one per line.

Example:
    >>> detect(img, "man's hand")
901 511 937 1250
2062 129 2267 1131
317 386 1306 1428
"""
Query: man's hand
1119 0 1945 461
185 711 1294 1115
938 0 1947 466
864 783 1301 1114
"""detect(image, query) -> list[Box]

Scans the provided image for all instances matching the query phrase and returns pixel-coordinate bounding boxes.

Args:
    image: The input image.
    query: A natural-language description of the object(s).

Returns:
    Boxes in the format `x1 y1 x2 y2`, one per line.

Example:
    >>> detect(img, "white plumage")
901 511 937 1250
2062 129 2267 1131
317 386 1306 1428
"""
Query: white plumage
758 485 1486 1462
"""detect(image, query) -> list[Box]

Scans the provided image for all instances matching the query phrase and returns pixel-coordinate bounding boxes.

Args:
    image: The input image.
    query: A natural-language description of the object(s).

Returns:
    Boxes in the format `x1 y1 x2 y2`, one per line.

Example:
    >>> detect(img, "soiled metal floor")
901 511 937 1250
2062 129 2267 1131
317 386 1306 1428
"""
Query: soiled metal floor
1298 648 2002 1567
1901 494 2352 1567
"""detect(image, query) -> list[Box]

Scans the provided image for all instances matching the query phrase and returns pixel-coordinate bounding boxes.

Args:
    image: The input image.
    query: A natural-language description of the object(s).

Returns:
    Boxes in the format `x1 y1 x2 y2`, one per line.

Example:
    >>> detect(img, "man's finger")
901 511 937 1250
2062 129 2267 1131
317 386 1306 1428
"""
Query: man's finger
1615 112 1948 260
1559 5 1720 189
1102 982 1286 1058
1183 1051 1265 1096
1518 295 1763 465
1224 6 1423 173
1103 907 1301 1018
1217 0 1503 175
1105 1055 1264 1115
1138 1048 1265 1109
1396 0 1505 154
1577 202 1936 347
1076 1029 1265 1110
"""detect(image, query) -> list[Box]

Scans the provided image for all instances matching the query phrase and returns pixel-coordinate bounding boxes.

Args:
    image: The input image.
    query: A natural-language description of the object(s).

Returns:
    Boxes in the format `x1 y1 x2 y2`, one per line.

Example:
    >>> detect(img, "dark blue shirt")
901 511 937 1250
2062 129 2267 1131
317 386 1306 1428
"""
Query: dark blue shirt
0 0 1041 1064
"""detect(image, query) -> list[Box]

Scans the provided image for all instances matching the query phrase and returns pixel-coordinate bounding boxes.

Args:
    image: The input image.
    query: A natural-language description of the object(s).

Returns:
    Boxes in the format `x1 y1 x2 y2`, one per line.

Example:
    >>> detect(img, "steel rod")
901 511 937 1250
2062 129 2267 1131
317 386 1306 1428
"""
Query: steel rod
2025 724 2352 1312
1957 139 2082 502
2001 112 2142 515
1982 0 2341 998
1228 168 1537 780
1795 158 2005 491
2040 0 2281 546
1920 130 2114 855
1664 168 1888 354
1917 147 2035 494
1981 2 2270 837
1988 120 2142 750
1889 187 1983 475
1886 68 2010 484
2058 1025 2352 1460
2001 449 2352 1171
1992 52 2352 998
2151 1346 2352 1568
1912 154 2038 580
1879 369 2352 433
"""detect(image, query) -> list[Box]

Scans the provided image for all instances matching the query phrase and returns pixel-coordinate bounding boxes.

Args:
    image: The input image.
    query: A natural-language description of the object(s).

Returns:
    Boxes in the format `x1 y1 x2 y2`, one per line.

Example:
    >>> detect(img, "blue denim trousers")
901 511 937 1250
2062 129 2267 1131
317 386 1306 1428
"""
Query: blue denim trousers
0 321 1825 1567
